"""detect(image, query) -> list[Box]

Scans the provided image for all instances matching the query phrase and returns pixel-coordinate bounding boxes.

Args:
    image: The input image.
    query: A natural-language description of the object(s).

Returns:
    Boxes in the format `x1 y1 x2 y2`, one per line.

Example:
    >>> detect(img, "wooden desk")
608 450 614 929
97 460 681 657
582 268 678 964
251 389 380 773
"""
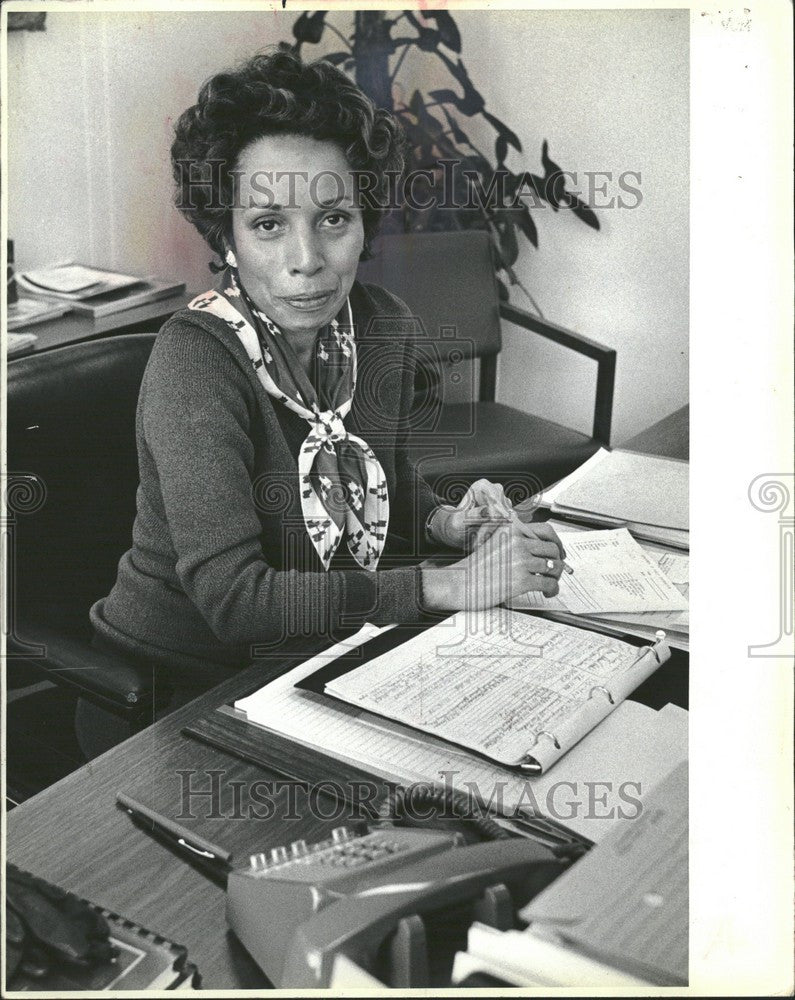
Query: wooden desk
6 648 346 988
6 405 690 988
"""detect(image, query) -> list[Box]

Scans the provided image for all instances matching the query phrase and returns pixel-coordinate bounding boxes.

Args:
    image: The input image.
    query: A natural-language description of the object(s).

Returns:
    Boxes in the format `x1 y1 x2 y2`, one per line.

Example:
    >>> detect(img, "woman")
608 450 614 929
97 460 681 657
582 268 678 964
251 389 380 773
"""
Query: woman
85 51 564 752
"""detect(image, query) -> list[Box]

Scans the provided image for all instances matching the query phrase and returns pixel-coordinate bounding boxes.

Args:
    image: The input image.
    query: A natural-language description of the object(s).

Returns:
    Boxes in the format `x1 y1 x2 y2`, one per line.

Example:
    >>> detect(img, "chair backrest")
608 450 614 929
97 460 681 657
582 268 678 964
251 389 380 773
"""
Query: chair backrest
6 334 156 632
357 230 502 361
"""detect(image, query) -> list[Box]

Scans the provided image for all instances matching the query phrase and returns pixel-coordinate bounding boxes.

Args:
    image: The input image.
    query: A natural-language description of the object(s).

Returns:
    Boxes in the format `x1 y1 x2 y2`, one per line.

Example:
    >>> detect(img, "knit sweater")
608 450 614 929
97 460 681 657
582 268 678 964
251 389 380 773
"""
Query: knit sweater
91 281 441 681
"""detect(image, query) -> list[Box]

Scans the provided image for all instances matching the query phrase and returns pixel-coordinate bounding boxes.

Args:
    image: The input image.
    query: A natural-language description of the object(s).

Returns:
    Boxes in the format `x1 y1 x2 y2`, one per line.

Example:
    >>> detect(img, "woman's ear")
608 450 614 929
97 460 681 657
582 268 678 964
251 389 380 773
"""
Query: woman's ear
225 247 238 268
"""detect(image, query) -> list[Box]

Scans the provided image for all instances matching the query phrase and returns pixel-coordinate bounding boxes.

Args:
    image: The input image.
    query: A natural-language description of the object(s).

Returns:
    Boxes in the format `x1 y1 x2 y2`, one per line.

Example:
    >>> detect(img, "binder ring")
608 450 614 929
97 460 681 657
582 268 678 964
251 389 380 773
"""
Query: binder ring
590 685 615 705
637 643 663 666
530 730 561 751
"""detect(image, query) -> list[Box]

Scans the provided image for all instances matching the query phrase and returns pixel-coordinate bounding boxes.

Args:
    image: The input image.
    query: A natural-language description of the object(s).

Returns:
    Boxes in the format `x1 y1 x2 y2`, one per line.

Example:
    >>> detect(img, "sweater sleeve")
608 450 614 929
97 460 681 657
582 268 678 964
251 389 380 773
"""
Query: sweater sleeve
141 320 425 647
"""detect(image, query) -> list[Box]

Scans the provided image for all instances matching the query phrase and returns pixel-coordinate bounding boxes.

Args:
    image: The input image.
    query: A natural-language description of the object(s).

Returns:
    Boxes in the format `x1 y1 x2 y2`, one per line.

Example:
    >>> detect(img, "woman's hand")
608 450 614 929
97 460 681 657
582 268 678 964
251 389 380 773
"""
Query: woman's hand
421 523 565 611
428 479 566 560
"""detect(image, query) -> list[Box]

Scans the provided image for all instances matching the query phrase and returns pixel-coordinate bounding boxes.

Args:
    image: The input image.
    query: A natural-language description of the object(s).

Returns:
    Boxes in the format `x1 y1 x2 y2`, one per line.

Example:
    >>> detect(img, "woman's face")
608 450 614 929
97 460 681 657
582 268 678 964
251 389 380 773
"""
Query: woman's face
229 134 365 339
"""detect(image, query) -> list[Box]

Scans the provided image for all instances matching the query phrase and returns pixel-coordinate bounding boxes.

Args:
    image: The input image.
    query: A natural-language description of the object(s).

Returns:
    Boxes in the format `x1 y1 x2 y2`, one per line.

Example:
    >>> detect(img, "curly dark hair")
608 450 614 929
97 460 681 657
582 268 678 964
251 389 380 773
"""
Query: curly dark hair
171 49 406 267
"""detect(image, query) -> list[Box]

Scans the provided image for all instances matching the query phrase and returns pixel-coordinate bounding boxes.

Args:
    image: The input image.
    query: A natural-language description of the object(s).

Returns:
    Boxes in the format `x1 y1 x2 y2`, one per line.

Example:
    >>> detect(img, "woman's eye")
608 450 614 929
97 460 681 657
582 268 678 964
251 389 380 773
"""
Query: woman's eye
322 213 349 228
255 218 280 233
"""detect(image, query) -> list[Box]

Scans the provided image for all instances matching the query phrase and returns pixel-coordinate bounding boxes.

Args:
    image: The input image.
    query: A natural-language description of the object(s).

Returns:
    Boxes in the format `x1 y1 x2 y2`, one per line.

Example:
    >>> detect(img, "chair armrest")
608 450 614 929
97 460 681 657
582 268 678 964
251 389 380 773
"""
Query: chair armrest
11 625 170 721
499 302 616 446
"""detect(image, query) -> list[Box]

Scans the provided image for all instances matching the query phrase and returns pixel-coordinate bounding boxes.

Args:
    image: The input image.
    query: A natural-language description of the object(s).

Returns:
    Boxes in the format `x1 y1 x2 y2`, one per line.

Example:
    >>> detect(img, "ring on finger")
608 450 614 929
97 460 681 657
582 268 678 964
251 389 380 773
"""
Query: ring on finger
546 559 555 570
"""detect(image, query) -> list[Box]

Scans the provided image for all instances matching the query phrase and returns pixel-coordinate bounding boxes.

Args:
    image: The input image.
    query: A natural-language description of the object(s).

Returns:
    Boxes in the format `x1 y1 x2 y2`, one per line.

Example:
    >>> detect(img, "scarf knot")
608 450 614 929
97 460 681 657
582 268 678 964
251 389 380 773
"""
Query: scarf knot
310 407 347 446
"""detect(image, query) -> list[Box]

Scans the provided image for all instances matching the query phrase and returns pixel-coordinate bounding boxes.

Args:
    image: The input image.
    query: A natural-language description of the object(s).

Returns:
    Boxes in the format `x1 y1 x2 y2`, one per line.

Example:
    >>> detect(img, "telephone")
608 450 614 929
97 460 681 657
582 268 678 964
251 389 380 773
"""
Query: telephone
226 824 568 988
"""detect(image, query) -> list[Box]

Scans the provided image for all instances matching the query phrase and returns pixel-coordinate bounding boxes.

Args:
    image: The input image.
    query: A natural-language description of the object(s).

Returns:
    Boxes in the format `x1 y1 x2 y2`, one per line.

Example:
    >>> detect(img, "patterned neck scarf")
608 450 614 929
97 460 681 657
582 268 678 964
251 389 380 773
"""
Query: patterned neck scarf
188 269 389 571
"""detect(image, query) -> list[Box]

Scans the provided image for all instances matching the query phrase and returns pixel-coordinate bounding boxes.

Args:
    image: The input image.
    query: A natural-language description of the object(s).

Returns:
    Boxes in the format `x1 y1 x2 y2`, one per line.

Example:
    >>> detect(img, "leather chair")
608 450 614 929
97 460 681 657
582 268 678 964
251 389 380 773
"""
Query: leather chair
358 230 615 503
6 335 168 797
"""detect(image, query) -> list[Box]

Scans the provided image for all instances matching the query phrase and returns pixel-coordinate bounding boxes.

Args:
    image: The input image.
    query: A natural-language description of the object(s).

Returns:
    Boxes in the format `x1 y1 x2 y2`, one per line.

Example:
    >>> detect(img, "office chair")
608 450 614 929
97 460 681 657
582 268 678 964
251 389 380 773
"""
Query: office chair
6 334 167 800
358 230 616 502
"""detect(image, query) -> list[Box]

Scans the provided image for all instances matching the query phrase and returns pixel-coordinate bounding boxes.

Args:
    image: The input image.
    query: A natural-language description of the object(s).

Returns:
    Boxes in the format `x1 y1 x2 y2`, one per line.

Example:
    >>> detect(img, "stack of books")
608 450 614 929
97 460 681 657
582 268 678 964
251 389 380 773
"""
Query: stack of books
15 262 185 320
6 297 70 331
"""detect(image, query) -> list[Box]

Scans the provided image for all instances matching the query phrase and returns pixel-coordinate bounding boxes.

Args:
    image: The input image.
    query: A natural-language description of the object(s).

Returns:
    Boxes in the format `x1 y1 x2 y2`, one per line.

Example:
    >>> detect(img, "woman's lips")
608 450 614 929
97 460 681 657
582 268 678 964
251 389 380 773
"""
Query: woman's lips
280 290 336 311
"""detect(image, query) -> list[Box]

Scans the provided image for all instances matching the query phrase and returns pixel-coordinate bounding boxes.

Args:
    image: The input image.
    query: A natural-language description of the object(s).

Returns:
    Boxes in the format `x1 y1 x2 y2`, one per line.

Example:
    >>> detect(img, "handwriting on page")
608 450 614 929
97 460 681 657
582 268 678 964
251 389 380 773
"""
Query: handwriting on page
514 529 688 615
325 610 639 766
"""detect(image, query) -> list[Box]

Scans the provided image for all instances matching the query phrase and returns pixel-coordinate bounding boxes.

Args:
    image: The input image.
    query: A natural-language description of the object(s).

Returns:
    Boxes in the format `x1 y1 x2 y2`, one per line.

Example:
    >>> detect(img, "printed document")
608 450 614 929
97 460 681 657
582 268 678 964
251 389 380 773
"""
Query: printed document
511 528 688 615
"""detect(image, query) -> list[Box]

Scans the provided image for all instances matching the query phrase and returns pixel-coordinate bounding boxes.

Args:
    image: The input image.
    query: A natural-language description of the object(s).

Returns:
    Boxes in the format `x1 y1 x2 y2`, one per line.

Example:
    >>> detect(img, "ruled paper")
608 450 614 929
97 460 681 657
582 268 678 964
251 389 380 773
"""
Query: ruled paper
233 609 684 843
324 610 641 766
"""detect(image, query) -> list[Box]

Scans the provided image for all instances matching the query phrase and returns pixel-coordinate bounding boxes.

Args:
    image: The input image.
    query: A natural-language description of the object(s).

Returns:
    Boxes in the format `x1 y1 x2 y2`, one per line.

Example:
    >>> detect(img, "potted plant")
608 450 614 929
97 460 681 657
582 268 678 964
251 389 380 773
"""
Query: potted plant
288 9 598 310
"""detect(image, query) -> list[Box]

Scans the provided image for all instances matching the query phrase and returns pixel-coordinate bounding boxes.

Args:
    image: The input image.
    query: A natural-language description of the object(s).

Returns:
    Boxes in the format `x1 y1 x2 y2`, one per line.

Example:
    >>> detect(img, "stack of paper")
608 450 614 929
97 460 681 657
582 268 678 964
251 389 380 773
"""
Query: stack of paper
452 923 652 988
542 448 689 550
518 760 688 986
452 761 688 987
510 523 689 650
233 619 688 847
6 298 69 331
17 262 186 318
18 263 144 299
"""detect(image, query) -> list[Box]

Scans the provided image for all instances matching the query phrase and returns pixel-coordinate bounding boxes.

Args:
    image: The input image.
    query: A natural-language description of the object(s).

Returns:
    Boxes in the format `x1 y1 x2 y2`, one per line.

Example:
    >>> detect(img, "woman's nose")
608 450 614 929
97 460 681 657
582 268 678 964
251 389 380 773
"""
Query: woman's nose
288 229 324 276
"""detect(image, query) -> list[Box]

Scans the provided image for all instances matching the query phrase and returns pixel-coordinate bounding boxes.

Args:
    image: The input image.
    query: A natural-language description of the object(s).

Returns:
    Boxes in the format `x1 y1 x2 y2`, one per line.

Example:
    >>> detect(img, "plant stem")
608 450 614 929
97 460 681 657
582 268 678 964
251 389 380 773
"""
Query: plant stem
511 273 545 317
325 22 353 51
389 42 412 84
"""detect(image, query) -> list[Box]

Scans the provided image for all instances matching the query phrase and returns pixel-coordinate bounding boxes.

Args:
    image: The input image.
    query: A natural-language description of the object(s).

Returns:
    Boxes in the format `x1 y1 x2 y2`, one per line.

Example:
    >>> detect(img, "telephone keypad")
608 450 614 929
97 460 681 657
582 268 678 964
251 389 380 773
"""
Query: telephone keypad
247 831 423 880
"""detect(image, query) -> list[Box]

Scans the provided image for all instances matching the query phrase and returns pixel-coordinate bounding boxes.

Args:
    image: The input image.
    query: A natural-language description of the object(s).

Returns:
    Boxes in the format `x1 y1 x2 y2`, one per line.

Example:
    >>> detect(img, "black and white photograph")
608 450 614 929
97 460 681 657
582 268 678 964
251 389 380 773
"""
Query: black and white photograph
1 1 792 994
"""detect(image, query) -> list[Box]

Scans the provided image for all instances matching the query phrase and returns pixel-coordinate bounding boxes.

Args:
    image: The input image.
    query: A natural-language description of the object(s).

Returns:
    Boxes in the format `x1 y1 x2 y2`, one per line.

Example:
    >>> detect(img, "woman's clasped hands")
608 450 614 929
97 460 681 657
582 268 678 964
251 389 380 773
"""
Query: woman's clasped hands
422 479 567 612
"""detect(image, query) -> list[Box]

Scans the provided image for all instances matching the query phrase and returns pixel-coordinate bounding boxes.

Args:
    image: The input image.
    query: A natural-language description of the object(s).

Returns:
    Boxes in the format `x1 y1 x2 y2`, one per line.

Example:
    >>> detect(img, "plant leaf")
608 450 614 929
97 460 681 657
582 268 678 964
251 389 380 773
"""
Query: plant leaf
493 211 519 268
416 26 441 52
428 88 461 106
495 134 508 165
570 196 600 230
321 52 350 66
441 106 468 145
537 141 564 209
510 204 539 247
435 48 467 82
482 110 522 153
292 10 326 45
423 11 462 52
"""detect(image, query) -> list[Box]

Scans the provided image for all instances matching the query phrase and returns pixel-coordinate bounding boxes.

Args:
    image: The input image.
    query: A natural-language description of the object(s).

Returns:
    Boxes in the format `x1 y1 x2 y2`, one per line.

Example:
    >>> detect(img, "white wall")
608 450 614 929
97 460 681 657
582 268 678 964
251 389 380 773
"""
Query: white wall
455 10 689 444
7 9 687 443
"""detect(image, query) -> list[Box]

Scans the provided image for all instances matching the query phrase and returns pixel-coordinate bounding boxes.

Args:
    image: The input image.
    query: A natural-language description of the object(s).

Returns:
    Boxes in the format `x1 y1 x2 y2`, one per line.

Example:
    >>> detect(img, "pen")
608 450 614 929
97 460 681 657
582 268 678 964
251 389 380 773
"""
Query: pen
490 500 575 575
116 792 233 880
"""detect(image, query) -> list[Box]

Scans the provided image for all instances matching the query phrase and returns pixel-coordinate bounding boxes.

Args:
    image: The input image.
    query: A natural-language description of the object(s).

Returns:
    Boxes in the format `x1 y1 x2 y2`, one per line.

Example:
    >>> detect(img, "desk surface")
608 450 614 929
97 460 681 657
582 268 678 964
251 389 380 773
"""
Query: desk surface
5 407 689 989
16 290 194 353
6 649 338 988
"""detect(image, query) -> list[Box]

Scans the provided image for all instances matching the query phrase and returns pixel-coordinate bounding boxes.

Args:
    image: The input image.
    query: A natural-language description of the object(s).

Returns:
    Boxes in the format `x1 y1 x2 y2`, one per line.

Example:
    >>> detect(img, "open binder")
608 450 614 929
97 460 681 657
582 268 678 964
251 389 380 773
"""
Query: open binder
185 613 685 847
295 609 670 774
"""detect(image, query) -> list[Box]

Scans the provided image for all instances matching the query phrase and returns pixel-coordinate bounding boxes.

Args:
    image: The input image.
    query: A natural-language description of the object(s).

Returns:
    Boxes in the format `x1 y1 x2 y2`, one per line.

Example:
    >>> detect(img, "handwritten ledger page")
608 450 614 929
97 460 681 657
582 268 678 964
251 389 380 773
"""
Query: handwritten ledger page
234 622 685 843
323 609 663 770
